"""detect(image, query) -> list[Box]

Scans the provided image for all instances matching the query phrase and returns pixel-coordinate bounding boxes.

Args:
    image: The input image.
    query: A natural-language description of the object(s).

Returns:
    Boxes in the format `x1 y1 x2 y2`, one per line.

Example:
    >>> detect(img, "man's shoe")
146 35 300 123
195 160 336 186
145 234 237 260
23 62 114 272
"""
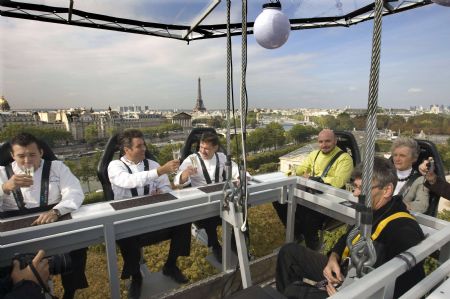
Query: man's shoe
162 265 189 284
212 245 222 263
128 274 143 299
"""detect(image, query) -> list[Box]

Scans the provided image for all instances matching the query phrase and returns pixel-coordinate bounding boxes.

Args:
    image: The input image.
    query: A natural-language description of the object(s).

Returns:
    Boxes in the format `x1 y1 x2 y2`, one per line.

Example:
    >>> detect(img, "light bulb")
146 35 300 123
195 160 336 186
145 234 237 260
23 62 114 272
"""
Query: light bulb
254 2 291 49
432 0 450 7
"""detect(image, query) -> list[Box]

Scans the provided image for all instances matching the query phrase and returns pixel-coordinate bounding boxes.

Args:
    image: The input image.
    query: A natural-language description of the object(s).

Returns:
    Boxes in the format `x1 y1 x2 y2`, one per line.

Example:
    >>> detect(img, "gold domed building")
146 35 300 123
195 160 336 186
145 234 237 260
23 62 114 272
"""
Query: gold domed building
0 96 11 112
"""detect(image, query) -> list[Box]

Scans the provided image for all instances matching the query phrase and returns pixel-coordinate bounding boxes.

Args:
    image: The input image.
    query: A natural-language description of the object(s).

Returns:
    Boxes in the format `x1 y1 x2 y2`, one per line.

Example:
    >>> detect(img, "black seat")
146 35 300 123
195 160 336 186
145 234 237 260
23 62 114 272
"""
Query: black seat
0 140 58 166
96 133 157 201
414 140 445 217
334 131 361 167
180 127 224 161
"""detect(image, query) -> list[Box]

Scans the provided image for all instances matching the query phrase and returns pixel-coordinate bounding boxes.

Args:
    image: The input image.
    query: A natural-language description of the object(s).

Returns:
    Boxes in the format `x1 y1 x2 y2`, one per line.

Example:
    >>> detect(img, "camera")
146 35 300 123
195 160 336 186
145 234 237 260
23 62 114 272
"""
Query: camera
426 158 435 173
13 253 72 275
305 176 325 194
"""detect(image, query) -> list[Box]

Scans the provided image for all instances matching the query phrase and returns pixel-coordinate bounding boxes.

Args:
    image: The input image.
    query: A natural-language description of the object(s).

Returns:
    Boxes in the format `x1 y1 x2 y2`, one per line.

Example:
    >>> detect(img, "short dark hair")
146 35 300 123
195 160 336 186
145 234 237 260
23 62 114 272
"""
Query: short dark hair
200 132 219 146
10 133 42 152
352 156 398 190
119 129 144 152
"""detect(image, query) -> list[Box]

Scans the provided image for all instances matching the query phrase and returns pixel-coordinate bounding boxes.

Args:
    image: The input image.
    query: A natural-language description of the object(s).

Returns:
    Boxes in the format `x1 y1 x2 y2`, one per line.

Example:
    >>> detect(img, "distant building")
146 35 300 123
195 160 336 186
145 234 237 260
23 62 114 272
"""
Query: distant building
193 77 206 112
279 143 318 174
171 112 192 130
0 96 10 112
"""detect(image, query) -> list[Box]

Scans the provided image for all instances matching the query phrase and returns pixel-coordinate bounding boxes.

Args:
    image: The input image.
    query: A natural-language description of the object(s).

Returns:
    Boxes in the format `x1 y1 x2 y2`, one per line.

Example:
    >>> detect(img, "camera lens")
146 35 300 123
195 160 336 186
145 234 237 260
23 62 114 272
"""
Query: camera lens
48 254 72 275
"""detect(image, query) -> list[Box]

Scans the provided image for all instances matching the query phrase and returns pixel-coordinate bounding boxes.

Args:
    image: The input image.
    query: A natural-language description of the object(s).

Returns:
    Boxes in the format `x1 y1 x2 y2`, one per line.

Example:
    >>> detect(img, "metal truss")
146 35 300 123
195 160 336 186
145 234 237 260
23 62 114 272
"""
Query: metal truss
0 0 432 42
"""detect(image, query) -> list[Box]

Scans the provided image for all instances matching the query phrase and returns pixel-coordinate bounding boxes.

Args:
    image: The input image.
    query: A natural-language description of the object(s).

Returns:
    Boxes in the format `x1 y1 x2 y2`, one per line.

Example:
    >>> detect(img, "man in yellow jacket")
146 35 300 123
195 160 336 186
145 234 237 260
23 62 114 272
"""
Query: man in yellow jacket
274 129 354 249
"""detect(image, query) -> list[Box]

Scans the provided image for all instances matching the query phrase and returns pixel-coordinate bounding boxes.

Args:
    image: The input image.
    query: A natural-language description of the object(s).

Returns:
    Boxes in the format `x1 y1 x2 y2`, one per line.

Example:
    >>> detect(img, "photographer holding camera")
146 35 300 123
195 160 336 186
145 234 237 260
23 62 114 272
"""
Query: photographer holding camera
0 250 49 299
0 133 88 299
419 157 450 200
273 129 353 250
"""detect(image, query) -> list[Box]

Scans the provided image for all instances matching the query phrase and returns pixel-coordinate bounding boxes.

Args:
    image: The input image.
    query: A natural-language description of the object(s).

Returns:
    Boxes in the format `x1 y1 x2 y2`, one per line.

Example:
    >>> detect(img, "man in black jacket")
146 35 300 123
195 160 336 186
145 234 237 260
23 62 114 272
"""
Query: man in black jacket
276 157 425 298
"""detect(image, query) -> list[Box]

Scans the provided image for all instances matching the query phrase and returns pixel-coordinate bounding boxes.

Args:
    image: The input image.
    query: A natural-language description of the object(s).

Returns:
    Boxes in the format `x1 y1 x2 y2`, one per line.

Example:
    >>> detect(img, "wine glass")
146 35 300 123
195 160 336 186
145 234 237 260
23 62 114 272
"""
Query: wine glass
24 165 34 177
172 147 181 161
189 156 199 172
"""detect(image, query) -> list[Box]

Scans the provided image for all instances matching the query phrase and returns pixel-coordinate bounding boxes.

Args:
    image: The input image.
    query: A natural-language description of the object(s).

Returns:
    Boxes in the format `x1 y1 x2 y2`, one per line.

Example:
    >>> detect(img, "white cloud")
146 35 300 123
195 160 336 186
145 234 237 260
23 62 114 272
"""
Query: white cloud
407 88 423 93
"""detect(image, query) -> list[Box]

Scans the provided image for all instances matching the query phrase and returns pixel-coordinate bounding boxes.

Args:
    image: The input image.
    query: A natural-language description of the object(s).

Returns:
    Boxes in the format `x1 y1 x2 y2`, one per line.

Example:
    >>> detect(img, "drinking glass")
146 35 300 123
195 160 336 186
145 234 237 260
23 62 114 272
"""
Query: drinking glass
345 182 354 193
189 156 199 172
172 148 181 160
24 165 34 177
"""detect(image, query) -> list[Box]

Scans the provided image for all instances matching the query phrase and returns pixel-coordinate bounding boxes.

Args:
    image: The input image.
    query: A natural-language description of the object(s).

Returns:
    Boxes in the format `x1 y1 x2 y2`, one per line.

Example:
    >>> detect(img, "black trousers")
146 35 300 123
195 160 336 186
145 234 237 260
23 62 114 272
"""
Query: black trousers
195 216 250 252
273 202 326 243
61 248 89 292
117 223 191 279
276 243 328 299
196 216 222 248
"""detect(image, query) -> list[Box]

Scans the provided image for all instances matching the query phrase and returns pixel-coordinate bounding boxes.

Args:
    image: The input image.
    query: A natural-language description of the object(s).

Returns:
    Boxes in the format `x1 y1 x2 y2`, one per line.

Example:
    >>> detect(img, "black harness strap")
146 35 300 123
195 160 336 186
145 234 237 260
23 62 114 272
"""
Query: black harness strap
321 150 345 179
398 170 421 199
121 159 149 197
311 150 344 178
196 152 222 185
40 160 51 206
5 161 52 209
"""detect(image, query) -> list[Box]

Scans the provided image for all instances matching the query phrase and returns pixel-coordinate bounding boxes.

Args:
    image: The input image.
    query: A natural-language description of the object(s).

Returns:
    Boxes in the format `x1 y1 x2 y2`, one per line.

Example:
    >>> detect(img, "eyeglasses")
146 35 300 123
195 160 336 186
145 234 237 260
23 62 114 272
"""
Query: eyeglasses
346 183 383 193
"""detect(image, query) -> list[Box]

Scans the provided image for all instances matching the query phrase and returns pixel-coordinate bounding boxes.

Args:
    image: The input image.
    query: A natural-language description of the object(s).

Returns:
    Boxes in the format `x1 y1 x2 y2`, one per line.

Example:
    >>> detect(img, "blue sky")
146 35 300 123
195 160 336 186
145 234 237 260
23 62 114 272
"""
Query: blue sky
1 1 449 110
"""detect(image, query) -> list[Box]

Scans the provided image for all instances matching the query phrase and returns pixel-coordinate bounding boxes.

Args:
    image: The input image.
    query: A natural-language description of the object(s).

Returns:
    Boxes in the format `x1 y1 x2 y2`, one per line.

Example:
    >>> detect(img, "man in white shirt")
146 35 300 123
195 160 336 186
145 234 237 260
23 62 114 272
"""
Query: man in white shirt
108 129 191 299
0 133 87 299
174 131 240 263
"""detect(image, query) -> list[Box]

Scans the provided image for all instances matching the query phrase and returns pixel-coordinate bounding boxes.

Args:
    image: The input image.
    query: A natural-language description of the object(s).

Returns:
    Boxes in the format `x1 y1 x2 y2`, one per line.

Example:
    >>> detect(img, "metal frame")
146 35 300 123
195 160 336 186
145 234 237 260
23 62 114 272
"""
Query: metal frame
0 173 296 298
291 177 450 299
0 0 432 42
2 173 450 299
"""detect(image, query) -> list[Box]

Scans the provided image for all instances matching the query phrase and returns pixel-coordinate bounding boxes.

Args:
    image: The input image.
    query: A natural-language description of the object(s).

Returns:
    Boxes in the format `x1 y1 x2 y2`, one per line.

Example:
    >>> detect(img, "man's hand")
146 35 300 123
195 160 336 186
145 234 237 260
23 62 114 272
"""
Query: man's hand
31 210 59 226
11 250 49 285
157 159 180 176
2 174 33 194
326 282 339 296
419 157 437 185
179 166 197 184
323 253 343 285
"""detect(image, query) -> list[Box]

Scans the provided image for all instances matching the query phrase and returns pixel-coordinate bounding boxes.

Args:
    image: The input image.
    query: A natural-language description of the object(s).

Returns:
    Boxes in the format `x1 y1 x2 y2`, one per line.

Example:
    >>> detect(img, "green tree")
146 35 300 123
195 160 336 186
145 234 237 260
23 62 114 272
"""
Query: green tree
336 113 353 130
289 125 317 144
0 125 72 146
265 122 285 150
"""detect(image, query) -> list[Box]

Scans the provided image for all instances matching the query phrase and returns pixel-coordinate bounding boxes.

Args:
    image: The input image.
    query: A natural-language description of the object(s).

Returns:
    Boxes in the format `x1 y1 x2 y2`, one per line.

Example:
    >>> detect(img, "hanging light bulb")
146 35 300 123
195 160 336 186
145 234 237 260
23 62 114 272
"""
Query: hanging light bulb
432 0 450 7
253 1 291 49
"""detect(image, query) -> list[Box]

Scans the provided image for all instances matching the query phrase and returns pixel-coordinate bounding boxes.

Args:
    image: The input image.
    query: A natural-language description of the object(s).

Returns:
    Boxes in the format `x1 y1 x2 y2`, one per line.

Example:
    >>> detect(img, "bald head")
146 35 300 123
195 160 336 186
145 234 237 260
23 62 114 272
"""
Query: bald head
318 129 337 154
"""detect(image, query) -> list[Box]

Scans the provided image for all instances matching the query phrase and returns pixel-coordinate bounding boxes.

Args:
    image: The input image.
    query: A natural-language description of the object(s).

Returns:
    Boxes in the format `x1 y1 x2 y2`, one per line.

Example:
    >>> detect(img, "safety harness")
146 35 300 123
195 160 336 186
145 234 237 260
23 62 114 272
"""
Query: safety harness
341 211 416 260
121 159 149 197
195 152 226 185
312 149 345 179
5 160 52 209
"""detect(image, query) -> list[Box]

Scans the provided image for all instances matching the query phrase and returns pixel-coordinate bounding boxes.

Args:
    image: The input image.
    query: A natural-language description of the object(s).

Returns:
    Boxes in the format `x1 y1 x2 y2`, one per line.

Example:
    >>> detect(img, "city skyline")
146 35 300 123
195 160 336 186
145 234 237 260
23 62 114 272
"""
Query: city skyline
1 2 450 110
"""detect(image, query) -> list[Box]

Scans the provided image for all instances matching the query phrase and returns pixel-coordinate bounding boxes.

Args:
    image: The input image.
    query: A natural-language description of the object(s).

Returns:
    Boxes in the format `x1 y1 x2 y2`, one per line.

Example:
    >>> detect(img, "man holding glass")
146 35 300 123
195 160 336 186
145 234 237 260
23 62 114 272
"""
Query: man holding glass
0 132 87 299
174 131 241 263
107 129 191 299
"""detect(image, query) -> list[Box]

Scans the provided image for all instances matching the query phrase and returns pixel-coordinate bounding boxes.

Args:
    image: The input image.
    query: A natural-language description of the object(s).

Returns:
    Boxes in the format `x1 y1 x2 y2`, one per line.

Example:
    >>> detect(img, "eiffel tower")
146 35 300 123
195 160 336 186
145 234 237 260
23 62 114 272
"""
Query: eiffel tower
193 77 206 112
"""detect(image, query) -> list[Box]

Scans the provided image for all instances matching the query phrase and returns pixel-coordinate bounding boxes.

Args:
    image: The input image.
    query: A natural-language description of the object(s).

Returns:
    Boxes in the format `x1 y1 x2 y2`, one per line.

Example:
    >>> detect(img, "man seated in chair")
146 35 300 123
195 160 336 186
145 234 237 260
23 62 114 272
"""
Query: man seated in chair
276 157 425 299
107 129 191 299
173 131 241 263
0 133 88 299
273 129 354 250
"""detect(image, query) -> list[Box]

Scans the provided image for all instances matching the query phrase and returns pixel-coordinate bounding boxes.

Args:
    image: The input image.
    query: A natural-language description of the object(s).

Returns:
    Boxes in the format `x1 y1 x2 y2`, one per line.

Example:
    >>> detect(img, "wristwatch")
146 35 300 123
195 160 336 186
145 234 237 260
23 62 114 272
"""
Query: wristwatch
51 209 61 218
